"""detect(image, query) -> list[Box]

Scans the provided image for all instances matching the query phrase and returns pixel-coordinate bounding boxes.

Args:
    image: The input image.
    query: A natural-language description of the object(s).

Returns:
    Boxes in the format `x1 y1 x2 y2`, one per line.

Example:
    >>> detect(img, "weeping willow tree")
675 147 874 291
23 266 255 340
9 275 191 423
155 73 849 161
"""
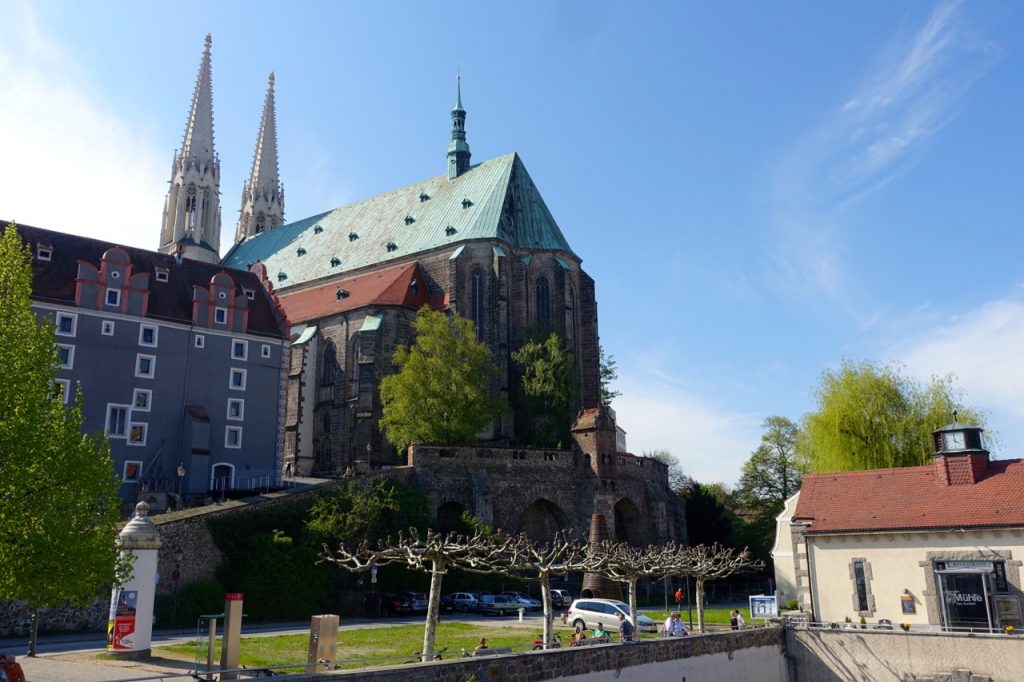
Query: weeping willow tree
796 360 986 473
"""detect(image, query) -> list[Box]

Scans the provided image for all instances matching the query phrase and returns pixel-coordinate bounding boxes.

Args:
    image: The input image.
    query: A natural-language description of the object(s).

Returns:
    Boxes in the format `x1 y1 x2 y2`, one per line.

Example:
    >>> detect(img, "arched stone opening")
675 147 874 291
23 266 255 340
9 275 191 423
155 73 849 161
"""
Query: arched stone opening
614 497 645 546
519 498 571 542
436 501 469 535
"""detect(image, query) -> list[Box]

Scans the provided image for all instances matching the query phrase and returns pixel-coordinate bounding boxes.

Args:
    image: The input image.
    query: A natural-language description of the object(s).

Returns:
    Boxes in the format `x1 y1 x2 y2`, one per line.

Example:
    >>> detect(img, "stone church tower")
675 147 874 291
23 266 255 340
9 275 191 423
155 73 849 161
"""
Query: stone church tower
235 73 285 244
158 35 222 264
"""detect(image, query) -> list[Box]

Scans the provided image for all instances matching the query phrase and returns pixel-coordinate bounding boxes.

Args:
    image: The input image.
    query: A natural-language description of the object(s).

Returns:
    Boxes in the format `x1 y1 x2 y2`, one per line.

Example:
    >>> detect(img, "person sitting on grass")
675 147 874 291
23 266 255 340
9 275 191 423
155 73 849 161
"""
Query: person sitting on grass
570 624 587 646
592 621 609 640
473 637 489 655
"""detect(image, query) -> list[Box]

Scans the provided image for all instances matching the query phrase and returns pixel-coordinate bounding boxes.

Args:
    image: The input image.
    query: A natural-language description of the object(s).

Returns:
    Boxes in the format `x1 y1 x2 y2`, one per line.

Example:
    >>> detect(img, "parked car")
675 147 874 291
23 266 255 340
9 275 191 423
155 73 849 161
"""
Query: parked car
500 591 542 610
475 594 521 616
381 591 428 615
438 594 457 614
550 589 573 609
567 598 658 632
445 592 480 612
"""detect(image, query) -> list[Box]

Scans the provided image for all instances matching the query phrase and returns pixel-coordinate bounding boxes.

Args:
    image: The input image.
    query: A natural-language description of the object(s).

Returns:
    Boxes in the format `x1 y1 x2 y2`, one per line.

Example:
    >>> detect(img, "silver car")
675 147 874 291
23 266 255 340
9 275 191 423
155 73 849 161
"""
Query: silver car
567 598 658 632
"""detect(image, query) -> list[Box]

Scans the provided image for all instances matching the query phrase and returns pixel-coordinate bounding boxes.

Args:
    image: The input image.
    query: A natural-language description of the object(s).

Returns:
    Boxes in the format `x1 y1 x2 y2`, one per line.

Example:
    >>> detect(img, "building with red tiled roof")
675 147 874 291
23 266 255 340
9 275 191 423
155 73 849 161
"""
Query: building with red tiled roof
775 422 1024 632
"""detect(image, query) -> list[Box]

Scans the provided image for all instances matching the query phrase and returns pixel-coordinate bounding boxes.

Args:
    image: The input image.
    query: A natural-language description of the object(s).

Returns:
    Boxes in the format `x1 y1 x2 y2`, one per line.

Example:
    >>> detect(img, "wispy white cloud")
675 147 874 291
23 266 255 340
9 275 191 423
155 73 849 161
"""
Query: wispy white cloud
888 286 1024 456
0 0 165 246
612 372 761 486
766 0 999 305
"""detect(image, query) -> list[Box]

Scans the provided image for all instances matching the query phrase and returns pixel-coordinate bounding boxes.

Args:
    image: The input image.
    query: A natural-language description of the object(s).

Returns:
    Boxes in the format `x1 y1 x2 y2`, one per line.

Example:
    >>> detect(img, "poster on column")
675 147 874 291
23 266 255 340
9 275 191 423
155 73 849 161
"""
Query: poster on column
107 589 138 651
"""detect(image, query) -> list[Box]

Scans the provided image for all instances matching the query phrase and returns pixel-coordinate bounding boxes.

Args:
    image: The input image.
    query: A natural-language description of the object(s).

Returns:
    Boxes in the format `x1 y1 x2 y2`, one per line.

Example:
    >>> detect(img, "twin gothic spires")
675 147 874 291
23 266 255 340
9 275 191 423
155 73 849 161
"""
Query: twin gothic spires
235 73 285 243
161 38 472 258
159 36 284 262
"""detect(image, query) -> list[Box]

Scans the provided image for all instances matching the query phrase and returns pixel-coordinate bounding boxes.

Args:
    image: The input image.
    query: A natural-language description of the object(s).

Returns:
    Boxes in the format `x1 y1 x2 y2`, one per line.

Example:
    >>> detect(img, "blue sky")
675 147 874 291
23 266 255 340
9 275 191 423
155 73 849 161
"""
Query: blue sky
2 0 1022 484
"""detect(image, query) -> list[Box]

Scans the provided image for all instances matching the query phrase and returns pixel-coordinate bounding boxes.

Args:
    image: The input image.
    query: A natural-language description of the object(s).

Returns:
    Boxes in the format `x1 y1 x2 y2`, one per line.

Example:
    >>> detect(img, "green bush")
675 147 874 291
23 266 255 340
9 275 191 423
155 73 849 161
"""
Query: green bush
785 599 799 610
154 578 226 629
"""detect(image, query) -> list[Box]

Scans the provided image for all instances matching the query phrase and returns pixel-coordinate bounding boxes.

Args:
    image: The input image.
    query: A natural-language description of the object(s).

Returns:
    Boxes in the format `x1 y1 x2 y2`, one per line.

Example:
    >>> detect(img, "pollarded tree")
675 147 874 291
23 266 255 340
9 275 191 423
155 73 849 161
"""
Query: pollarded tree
798 360 986 472
512 331 578 448
320 528 515 662
498 531 603 648
0 224 127 650
379 307 508 450
589 541 691 632
681 543 763 632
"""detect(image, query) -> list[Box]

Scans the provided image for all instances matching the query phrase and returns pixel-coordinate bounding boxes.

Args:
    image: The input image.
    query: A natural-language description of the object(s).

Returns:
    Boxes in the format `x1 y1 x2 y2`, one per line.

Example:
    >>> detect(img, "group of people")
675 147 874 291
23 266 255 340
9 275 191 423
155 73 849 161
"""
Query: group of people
569 621 612 646
663 611 688 636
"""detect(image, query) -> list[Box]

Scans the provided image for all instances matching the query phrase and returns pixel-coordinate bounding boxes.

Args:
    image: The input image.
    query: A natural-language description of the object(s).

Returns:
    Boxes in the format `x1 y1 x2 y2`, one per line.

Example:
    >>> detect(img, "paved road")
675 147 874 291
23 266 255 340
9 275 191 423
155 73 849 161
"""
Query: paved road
1 613 555 682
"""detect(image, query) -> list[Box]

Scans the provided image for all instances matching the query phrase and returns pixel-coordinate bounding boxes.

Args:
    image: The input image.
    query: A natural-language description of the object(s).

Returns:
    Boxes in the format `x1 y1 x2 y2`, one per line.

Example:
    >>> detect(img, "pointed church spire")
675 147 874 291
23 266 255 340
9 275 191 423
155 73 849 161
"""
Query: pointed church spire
235 72 285 243
159 34 222 263
447 74 471 180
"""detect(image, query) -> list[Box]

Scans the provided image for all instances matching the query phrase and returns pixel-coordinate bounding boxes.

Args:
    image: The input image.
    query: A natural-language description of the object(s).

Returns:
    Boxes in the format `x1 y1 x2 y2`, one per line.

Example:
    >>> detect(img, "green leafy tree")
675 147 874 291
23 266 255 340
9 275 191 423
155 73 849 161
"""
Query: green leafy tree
798 360 985 472
379 307 507 450
306 477 430 545
735 416 803 523
683 482 737 547
599 345 621 406
644 449 692 492
0 225 125 615
512 331 578 448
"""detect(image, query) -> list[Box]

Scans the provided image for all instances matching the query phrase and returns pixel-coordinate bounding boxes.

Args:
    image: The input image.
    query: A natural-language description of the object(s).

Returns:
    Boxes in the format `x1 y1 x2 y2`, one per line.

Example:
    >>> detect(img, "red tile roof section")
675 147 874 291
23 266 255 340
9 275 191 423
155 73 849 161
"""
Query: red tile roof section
794 457 1024 534
276 261 435 323
9 222 287 338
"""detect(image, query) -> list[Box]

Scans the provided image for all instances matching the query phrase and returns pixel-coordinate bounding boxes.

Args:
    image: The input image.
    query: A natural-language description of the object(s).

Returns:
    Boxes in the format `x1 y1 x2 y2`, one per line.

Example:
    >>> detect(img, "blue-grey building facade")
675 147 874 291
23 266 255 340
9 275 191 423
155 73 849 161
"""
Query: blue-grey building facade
15 223 289 510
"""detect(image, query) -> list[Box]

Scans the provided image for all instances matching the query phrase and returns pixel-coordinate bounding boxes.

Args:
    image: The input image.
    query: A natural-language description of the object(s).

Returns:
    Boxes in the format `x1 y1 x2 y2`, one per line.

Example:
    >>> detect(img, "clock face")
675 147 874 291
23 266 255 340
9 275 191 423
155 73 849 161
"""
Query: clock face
945 431 966 450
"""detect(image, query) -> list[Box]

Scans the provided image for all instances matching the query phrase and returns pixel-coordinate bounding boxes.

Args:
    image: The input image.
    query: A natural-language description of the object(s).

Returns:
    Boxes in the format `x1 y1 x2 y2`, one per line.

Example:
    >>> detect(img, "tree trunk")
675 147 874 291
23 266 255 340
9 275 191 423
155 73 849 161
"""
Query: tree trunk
539 575 554 648
421 558 445 662
627 577 639 630
696 578 706 633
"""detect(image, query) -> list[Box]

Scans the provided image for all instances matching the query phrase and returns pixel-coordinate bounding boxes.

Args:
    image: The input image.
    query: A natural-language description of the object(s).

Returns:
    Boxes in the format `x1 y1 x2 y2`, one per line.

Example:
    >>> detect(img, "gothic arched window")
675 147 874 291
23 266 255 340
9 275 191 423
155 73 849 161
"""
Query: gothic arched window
185 184 198 232
321 341 337 386
536 277 551 324
470 268 486 341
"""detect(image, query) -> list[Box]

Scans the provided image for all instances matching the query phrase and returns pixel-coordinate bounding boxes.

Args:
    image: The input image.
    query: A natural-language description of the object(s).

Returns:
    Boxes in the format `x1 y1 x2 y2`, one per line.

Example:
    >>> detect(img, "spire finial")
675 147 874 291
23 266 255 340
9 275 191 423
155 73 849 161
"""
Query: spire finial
268 71 275 86
447 73 470 179
204 33 212 50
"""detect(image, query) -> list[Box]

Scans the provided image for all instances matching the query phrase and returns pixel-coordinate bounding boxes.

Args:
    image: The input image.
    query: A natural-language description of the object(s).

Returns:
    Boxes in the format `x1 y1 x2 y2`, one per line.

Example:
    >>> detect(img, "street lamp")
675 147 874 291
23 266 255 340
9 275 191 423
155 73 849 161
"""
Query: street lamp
176 463 186 499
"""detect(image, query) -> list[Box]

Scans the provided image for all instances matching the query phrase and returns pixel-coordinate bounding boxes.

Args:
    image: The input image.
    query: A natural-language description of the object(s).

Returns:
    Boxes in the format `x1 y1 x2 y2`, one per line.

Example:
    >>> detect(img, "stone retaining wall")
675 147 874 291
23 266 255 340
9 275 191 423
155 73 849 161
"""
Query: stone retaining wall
281 628 785 682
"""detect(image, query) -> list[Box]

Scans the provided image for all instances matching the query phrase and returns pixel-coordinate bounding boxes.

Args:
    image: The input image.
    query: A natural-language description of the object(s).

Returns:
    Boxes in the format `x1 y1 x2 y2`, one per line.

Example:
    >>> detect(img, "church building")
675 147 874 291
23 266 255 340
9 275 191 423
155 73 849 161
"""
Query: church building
221 78 601 476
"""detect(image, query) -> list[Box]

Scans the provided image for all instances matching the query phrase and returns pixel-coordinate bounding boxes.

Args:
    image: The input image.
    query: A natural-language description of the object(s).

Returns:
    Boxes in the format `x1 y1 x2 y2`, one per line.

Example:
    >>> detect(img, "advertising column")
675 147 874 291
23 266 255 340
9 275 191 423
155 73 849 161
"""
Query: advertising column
107 501 162 656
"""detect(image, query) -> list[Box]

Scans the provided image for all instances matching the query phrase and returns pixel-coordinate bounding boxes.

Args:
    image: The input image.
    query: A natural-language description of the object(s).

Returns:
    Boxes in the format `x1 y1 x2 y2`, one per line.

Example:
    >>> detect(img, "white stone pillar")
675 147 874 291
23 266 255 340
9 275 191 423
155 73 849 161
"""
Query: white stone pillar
107 501 162 656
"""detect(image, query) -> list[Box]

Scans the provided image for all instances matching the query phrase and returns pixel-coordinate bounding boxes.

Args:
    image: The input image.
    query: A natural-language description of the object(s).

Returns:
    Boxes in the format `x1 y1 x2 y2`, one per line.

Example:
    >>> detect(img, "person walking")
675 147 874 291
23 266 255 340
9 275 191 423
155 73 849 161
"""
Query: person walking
674 587 683 609
617 612 635 643
730 609 745 630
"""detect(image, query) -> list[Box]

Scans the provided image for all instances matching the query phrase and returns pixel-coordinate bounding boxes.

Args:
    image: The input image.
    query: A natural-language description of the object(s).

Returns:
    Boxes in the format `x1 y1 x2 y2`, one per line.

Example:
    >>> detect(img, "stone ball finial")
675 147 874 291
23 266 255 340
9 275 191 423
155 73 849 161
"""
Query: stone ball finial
134 501 150 518
118 501 161 549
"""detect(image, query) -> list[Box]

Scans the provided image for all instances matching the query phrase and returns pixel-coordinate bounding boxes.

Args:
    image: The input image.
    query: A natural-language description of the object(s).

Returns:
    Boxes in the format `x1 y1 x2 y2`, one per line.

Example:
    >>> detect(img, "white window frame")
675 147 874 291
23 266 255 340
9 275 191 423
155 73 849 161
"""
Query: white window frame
105 288 121 307
122 460 143 483
155 268 169 283
227 398 245 421
231 339 248 361
55 312 77 337
225 426 243 449
243 288 255 300
57 343 75 369
36 245 52 261
135 353 156 379
138 324 158 347
132 388 152 412
53 378 71 404
229 368 247 391
106 404 130 438
261 344 271 359
195 334 205 349
101 320 115 336
214 307 228 324
211 462 236 489
127 422 148 447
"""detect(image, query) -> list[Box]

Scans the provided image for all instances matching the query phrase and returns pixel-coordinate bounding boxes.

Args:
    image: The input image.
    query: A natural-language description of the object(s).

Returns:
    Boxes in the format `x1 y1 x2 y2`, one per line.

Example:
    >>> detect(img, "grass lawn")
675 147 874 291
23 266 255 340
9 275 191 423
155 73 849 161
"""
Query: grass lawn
153 607 744 673
157 622 555 672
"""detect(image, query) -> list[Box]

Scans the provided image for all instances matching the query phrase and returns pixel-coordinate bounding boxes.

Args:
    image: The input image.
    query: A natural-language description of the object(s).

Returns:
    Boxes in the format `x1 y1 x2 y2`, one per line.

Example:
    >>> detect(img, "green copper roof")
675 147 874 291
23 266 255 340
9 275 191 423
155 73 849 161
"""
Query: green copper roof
222 153 577 288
